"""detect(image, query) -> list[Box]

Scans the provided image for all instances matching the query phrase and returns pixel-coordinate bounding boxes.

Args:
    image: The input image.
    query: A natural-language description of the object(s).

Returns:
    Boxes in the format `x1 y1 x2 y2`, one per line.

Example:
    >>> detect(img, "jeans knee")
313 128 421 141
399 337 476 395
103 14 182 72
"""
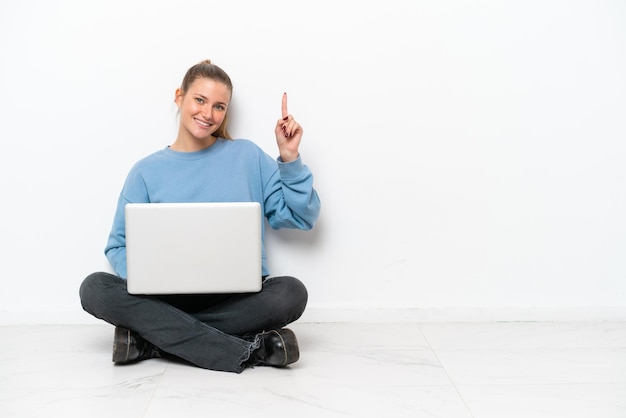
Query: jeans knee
268 276 308 321
79 272 102 301
287 276 308 309
79 272 121 312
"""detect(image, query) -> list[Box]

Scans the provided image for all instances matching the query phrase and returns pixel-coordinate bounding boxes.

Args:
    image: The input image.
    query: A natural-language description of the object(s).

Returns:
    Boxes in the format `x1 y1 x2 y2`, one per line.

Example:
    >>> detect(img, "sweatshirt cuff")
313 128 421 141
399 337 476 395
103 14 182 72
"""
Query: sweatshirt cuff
277 155 306 179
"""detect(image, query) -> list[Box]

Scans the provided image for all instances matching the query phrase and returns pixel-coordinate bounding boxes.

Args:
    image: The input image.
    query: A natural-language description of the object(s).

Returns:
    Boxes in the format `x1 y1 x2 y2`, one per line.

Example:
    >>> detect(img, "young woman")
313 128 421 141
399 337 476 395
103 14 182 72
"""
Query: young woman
79 60 321 373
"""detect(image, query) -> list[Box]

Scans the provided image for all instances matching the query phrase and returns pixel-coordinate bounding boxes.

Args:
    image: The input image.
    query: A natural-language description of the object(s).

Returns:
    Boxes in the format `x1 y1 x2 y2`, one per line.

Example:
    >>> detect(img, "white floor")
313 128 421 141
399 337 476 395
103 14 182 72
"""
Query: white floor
1 321 625 418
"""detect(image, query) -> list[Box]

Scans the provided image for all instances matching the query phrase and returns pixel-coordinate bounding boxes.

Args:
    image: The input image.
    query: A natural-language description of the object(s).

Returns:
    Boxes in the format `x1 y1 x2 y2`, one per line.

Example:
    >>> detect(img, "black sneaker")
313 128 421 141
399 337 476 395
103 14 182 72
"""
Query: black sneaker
247 329 300 367
112 326 161 364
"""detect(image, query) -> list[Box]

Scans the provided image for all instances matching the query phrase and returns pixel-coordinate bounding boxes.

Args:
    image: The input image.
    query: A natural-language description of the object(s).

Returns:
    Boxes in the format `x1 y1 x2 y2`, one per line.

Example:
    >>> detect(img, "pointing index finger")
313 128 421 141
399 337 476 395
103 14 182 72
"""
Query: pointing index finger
282 92 288 119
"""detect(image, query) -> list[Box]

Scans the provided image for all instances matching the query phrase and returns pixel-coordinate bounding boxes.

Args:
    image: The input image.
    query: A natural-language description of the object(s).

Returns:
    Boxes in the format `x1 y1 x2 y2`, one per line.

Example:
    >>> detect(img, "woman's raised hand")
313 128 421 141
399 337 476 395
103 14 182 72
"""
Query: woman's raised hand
275 93 303 162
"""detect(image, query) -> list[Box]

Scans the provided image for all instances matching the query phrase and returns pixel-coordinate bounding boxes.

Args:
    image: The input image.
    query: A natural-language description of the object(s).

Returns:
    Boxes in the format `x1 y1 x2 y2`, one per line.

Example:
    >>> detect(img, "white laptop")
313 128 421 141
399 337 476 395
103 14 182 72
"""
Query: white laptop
125 202 262 295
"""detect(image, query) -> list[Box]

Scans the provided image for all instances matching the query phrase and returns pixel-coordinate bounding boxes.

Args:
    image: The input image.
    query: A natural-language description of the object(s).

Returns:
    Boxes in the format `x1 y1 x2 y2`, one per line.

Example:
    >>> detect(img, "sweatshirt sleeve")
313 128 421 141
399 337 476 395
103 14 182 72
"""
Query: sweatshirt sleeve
104 194 130 278
104 165 150 279
263 155 321 230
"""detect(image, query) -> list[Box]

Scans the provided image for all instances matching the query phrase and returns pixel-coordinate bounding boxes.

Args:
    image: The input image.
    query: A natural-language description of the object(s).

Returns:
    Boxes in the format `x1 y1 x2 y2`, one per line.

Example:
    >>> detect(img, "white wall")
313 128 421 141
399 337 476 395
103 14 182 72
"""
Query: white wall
1 0 625 323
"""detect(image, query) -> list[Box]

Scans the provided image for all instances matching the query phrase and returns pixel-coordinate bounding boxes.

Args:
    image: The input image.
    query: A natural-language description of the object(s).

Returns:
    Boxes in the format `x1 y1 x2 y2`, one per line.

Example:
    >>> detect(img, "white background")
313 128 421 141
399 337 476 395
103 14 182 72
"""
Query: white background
1 0 625 322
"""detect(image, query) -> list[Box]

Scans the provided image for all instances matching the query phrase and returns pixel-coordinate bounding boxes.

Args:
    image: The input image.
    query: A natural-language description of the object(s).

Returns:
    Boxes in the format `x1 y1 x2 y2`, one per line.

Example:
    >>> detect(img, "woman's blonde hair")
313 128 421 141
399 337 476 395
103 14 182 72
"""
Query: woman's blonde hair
180 60 233 139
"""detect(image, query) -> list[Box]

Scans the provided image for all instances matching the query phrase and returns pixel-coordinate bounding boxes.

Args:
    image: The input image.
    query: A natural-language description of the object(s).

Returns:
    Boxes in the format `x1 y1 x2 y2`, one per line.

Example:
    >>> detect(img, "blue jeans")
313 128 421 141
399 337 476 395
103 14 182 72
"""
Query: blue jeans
79 272 308 373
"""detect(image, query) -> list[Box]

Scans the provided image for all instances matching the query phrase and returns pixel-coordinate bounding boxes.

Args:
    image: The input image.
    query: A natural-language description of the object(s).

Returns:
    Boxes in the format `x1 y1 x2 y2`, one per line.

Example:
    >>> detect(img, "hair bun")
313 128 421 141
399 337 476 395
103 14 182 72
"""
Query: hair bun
200 59 212 65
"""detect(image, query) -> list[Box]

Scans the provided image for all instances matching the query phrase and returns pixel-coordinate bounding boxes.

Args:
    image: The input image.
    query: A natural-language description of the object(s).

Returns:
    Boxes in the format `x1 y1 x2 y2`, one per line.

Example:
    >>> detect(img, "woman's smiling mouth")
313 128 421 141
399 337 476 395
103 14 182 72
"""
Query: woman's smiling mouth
195 118 212 129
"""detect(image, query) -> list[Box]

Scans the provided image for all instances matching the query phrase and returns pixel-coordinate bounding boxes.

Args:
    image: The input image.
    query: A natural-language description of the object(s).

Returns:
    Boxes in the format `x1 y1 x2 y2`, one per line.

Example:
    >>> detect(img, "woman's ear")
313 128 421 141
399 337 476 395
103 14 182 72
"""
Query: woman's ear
174 88 183 108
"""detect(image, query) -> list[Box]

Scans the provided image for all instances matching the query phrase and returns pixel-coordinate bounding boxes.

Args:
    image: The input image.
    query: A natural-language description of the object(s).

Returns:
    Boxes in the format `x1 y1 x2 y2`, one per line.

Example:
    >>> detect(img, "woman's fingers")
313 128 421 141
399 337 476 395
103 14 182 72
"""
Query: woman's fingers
282 92 288 119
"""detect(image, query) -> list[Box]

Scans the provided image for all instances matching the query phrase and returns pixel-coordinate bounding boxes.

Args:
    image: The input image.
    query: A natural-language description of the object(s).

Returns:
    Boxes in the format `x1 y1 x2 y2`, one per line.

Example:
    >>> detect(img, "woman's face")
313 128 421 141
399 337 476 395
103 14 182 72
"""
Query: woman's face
175 77 231 143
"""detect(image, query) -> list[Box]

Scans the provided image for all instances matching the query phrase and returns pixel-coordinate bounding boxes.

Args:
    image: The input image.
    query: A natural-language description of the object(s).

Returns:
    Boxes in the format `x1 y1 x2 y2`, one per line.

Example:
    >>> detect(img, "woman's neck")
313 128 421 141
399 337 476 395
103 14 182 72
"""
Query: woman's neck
170 134 218 152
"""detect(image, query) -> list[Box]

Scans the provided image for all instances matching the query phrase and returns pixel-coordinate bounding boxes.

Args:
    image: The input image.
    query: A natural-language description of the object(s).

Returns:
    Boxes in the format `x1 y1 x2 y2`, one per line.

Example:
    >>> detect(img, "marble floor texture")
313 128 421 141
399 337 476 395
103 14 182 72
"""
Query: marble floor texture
1 321 625 418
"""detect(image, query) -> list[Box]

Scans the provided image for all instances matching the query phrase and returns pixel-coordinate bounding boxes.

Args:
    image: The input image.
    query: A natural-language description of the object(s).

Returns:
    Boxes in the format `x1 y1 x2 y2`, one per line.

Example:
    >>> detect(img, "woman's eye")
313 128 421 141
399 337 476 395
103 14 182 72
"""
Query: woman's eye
215 105 225 111
195 98 204 104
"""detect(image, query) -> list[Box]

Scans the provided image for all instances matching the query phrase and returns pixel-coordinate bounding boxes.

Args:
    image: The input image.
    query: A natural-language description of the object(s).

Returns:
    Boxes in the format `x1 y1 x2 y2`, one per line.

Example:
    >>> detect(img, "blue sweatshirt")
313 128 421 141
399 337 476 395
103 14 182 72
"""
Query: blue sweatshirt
105 138 321 278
